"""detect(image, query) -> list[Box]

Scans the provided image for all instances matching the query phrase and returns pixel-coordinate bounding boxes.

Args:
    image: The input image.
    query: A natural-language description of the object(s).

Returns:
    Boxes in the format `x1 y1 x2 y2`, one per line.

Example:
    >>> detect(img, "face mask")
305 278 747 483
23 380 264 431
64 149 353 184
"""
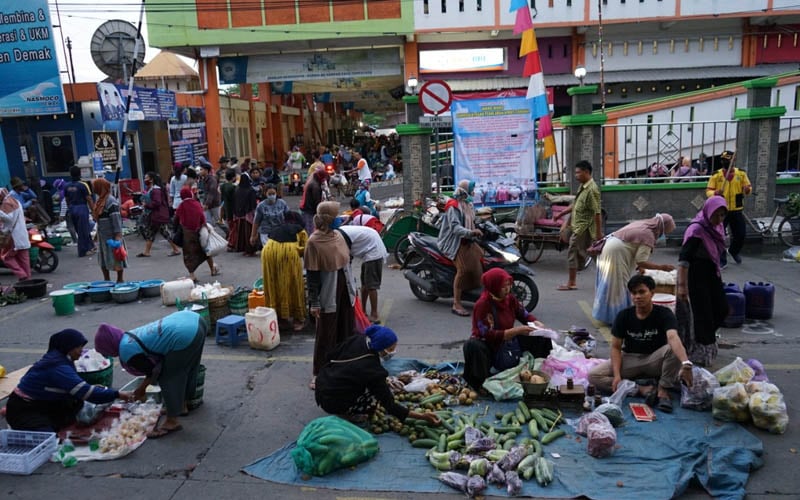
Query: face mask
380 349 397 361
267 194 277 203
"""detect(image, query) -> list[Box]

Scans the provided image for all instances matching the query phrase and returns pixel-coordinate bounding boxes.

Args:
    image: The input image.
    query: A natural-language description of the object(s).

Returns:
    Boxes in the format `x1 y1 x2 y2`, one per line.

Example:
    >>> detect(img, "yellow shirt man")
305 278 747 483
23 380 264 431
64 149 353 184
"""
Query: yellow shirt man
705 167 752 211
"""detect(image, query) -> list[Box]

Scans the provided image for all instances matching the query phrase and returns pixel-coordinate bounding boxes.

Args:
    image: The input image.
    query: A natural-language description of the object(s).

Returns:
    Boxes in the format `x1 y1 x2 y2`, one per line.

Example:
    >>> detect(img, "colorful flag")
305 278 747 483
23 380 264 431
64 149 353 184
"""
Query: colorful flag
537 115 557 159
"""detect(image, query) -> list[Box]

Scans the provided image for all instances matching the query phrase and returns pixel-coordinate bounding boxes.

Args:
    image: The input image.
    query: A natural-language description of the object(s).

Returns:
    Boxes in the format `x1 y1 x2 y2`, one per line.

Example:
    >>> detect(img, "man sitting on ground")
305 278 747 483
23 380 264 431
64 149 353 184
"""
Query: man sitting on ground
587 274 693 412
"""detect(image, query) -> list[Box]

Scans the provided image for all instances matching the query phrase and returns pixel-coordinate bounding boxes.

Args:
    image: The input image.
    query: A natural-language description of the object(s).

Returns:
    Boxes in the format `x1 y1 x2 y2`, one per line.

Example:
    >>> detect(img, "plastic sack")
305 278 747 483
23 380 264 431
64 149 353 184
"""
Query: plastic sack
711 383 750 422
482 352 535 401
403 377 439 393
680 366 720 411
713 356 755 386
530 328 560 342
595 403 625 427
587 420 617 458
749 391 789 434
607 379 638 407
576 411 611 436
745 381 780 395
541 345 605 388
563 332 597 356
75 402 109 425
745 358 769 382
291 416 379 476
353 296 371 334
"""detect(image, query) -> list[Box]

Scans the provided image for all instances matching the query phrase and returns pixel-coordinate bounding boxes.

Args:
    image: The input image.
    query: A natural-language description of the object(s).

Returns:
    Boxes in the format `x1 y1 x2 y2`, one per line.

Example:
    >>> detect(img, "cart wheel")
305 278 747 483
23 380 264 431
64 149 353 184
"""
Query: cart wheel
520 234 544 264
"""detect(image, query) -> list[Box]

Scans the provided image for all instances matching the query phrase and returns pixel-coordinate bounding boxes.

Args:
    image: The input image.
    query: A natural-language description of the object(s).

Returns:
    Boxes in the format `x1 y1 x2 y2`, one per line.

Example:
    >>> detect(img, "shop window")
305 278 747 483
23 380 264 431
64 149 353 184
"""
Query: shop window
238 127 250 156
223 127 236 157
424 0 429 14
477 0 482 11
38 131 77 175
794 86 800 111
459 0 464 12
646 114 653 140
441 0 446 13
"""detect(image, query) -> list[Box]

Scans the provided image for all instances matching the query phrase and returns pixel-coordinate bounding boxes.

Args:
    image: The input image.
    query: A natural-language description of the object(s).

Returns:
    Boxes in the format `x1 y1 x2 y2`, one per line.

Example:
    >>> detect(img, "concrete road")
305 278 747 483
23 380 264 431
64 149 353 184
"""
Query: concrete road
1 197 798 499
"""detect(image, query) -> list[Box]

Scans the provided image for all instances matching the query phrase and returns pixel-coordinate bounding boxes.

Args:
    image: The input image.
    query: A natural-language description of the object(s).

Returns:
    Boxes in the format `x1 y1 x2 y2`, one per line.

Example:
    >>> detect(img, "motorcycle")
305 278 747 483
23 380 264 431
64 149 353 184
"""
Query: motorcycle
402 219 539 312
0 226 59 273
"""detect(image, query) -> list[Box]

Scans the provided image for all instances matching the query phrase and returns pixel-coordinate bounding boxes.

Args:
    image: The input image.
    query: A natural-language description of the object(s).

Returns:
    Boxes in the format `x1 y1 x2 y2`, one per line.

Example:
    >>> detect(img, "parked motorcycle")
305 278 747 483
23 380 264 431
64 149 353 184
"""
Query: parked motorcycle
0 226 58 273
402 219 539 311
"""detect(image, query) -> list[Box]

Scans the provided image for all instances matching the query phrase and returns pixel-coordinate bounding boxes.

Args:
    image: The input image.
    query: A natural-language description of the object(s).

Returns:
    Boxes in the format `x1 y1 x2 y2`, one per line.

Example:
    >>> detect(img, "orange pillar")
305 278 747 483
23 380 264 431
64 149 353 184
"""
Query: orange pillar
199 58 224 170
258 83 276 163
273 96 286 169
404 41 418 83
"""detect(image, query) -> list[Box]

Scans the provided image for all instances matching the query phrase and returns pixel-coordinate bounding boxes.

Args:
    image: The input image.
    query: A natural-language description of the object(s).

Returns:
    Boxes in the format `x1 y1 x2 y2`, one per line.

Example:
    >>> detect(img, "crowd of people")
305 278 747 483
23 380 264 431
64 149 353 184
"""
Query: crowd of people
1 146 749 434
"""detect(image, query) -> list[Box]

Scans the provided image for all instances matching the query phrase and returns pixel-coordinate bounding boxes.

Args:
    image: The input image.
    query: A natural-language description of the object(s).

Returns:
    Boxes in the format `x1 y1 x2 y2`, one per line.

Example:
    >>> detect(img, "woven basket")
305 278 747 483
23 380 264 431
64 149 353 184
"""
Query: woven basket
654 284 676 295
207 286 233 308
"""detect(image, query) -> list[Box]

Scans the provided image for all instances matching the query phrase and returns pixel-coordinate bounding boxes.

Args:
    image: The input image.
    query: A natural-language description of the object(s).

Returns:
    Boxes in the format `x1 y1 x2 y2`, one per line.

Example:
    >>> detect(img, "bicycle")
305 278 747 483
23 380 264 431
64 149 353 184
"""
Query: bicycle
743 195 800 247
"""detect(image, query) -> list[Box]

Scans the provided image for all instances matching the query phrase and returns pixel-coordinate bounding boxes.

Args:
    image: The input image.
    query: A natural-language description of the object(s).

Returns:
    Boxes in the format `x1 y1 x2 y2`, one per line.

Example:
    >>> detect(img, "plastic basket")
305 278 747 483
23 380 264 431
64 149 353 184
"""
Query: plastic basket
0 430 58 475
77 358 114 387
228 289 249 315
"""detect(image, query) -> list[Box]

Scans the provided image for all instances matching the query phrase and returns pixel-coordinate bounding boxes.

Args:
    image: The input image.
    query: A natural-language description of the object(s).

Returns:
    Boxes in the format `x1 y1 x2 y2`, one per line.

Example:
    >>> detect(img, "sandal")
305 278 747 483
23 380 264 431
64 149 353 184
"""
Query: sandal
657 397 673 413
136 253 150 258
211 266 221 276
644 389 659 408
557 284 578 291
147 424 183 439
451 308 470 317
168 251 181 257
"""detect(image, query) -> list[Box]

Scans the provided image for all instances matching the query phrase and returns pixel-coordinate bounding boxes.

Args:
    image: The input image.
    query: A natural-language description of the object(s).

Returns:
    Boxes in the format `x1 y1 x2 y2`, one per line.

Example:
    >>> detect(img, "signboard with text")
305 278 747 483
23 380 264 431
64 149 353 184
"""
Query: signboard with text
169 107 208 165
92 131 119 164
451 96 537 207
0 0 67 117
97 83 176 122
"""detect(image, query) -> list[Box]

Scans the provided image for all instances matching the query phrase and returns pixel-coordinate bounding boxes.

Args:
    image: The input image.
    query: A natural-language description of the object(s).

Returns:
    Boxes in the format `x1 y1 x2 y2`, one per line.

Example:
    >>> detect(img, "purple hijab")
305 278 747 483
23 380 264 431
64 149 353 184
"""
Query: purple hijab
683 196 728 274
94 323 125 357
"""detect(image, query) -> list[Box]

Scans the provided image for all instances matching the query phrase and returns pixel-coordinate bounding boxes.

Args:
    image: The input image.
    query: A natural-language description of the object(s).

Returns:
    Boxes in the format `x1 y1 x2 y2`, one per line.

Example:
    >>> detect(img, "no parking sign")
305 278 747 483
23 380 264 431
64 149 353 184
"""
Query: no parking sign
419 80 453 116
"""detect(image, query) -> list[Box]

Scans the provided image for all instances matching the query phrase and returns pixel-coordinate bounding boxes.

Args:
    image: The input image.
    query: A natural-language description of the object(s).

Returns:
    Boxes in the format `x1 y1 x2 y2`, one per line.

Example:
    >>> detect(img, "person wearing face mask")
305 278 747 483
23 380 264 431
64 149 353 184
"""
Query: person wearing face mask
314 325 441 426
4 329 135 432
438 179 483 316
250 184 289 247
592 213 676 325
462 269 551 392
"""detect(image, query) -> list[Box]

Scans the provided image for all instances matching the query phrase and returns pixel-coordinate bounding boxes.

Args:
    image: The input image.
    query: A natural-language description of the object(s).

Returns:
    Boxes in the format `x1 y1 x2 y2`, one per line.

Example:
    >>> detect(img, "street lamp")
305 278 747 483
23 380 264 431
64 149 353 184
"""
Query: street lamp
574 66 587 86
407 75 418 95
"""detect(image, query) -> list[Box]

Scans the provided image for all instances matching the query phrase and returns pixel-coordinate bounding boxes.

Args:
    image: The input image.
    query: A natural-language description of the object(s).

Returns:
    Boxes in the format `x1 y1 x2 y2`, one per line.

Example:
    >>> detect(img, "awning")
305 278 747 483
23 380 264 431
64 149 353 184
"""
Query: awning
443 63 799 91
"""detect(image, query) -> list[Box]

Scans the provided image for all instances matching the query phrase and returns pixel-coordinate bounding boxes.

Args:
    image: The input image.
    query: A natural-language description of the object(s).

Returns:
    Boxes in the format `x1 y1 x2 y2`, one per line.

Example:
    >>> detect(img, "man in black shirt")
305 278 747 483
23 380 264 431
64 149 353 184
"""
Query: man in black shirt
588 275 693 412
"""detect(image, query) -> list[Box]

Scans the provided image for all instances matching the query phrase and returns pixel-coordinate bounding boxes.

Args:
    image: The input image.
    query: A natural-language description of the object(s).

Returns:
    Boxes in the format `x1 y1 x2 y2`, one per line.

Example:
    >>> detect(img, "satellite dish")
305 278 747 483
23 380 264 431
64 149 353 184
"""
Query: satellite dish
90 20 145 80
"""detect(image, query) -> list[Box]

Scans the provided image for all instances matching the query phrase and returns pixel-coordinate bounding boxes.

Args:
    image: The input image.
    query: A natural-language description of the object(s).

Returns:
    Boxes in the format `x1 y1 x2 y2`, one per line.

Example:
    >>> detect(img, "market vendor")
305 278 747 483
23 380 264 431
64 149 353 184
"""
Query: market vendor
4 329 135 432
587 274 694 413
462 268 553 391
315 325 441 426
94 310 207 438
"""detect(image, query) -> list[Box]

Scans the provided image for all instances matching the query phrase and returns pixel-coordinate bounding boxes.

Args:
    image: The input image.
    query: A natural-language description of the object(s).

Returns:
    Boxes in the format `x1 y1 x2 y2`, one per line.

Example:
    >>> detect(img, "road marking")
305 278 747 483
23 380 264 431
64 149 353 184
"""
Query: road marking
379 297 393 327
1 298 46 321
577 300 613 344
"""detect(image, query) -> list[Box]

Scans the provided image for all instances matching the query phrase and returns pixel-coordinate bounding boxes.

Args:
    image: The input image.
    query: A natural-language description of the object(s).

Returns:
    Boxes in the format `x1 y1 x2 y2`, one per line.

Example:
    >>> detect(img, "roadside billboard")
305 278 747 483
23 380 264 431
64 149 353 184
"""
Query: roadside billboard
451 96 537 207
0 0 67 117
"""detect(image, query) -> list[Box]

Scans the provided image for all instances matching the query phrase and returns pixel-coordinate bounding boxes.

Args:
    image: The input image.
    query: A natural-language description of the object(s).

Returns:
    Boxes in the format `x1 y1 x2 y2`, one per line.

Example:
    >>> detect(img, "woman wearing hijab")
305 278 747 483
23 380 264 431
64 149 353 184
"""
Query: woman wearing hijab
462 268 551 391
354 179 377 216
63 166 96 257
438 179 483 316
261 210 308 331
592 213 677 325
315 325 441 425
0 188 31 280
4 329 134 432
94 310 207 438
139 171 182 258
304 201 357 390
92 178 127 283
175 186 219 282
250 183 289 247
676 196 729 367
228 172 258 255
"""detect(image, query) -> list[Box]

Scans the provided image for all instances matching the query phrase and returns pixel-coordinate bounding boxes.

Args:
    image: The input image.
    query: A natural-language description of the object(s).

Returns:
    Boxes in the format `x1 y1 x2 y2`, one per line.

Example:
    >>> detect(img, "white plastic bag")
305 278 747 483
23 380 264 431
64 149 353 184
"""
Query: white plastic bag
680 366 719 411
403 377 439 393
203 223 227 257
607 379 638 407
712 383 750 422
587 421 617 458
713 357 755 386
749 391 789 434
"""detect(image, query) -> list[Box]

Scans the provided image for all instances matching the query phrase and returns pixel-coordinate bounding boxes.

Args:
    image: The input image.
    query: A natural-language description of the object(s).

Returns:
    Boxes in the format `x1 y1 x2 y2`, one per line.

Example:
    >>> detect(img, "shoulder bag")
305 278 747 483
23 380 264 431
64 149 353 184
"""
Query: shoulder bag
587 234 610 257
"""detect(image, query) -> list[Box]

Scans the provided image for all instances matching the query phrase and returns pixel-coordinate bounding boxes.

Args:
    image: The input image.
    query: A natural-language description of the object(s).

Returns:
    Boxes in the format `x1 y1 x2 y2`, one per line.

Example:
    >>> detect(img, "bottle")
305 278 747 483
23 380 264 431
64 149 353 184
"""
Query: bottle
564 368 574 389
585 384 596 411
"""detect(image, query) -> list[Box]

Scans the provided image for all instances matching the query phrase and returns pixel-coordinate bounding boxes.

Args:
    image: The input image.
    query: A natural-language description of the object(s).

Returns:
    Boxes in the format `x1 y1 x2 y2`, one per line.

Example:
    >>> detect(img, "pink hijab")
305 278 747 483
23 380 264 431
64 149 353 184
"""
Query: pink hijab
614 213 676 250
683 196 728 274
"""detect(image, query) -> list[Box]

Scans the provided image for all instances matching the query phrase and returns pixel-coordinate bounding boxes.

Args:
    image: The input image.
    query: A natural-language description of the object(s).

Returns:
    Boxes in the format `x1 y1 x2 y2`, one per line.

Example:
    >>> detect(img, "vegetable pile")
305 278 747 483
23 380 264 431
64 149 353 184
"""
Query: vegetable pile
292 416 380 476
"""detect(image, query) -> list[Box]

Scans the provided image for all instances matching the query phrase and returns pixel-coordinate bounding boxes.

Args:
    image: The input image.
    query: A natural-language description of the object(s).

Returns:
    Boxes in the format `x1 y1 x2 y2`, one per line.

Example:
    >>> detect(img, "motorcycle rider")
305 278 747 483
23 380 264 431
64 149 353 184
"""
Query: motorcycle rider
438 179 483 317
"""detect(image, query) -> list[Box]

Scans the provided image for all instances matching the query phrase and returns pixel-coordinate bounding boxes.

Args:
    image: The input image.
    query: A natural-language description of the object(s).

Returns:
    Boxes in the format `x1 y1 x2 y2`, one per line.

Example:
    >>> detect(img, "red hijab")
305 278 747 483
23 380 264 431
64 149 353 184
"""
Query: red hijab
175 186 205 231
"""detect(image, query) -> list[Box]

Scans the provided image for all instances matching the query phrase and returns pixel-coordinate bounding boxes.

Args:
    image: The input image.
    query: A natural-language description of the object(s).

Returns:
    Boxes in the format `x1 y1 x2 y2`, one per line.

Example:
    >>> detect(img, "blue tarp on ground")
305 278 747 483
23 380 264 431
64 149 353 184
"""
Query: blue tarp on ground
243 360 763 499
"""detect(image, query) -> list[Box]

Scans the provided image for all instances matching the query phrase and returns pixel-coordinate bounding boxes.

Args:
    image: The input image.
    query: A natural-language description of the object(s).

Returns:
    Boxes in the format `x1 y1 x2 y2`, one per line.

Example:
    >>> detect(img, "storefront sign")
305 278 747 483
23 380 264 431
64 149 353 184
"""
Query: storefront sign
451 96 537 207
218 48 401 84
169 107 208 165
92 131 119 164
97 83 177 122
420 48 506 74
0 0 67 117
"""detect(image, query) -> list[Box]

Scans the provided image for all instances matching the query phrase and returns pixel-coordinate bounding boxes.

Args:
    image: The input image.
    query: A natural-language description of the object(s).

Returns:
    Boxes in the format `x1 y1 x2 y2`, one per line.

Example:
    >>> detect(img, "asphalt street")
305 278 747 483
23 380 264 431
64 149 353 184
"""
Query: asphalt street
0 184 798 499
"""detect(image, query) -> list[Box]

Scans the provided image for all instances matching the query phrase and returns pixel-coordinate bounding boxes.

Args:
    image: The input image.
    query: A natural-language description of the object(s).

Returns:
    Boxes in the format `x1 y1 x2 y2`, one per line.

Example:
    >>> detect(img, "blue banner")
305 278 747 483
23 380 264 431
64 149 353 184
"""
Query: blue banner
97 83 177 122
0 1 67 117
451 96 537 207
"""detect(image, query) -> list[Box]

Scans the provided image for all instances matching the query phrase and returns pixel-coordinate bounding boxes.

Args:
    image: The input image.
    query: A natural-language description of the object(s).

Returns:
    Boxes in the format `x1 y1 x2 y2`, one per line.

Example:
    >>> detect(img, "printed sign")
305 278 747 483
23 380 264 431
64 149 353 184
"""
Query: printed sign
0 1 67 116
217 48 401 84
451 96 538 207
169 107 208 165
97 83 177 122
419 80 453 116
92 131 119 164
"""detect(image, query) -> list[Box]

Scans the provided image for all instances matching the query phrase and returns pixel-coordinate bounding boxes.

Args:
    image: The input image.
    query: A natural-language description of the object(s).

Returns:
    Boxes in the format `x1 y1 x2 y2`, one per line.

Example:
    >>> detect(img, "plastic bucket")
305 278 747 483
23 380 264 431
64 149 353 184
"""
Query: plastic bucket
50 289 75 316
652 293 676 313
78 358 114 387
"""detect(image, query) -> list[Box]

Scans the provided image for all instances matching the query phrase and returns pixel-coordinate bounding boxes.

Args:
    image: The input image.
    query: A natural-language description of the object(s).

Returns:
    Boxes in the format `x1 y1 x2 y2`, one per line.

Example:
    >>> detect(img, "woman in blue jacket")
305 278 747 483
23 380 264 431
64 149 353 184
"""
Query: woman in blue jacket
5 329 134 432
